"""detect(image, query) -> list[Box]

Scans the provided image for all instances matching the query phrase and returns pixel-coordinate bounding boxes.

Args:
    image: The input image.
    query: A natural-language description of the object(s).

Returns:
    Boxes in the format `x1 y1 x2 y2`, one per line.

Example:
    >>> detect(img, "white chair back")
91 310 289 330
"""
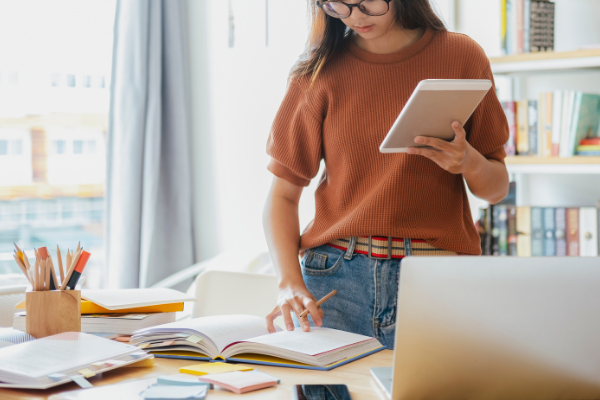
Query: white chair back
191 270 278 319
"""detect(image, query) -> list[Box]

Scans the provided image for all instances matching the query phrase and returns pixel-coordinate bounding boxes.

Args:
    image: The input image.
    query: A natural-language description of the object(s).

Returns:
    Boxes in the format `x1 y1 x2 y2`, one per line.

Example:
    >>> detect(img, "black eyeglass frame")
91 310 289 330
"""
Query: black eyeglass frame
317 0 392 19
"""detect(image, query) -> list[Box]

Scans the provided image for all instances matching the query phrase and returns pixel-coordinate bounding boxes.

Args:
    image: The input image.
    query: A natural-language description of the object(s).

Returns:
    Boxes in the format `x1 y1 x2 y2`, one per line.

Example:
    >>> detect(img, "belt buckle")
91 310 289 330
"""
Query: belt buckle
368 236 393 260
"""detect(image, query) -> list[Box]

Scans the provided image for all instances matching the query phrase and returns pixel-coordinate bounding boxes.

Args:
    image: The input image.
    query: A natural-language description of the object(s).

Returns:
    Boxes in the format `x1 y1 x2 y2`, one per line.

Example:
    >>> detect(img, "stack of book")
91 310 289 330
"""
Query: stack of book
502 92 600 157
478 204 600 257
14 288 196 337
502 0 555 55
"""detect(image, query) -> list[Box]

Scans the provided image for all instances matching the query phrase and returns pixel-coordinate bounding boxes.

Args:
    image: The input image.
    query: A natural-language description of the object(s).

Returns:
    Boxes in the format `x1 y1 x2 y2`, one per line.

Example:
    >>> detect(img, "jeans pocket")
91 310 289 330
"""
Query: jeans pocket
302 245 345 276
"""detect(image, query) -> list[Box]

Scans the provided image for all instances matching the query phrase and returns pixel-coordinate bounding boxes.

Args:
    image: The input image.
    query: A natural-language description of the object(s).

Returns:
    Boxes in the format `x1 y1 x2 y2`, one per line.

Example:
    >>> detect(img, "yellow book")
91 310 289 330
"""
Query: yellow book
15 299 184 314
517 99 529 155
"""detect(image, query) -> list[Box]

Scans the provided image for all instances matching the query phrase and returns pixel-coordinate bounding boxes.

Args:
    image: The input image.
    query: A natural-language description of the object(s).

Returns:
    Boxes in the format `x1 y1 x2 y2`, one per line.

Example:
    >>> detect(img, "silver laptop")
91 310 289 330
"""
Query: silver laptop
372 256 600 400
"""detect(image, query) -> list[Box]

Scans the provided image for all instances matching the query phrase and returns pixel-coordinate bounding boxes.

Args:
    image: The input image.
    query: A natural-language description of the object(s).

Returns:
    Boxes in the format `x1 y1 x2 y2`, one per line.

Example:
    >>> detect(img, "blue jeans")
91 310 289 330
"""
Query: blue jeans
296 244 401 349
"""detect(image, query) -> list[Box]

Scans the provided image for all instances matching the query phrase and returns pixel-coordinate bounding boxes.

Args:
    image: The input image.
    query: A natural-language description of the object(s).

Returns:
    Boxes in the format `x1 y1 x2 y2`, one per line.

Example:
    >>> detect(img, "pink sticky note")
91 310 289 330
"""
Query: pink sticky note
161 340 176 346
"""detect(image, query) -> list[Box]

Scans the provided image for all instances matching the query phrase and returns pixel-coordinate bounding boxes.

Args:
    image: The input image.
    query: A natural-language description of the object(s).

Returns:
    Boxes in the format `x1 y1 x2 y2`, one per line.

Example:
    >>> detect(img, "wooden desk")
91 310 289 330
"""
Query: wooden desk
0 351 393 400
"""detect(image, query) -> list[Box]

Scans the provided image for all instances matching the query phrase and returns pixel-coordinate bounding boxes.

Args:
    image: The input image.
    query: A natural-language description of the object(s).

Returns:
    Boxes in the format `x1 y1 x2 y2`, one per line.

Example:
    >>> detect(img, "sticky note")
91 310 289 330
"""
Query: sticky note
157 374 213 387
180 362 253 376
78 368 96 378
186 335 202 344
137 342 150 349
161 340 176 346
91 361 107 367
48 373 66 380
70 375 93 388
106 359 126 366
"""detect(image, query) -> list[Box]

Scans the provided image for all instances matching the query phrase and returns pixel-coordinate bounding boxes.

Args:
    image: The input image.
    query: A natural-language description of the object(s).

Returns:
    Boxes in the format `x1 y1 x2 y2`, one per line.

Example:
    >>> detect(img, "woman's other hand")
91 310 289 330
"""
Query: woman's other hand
407 121 476 175
266 282 324 333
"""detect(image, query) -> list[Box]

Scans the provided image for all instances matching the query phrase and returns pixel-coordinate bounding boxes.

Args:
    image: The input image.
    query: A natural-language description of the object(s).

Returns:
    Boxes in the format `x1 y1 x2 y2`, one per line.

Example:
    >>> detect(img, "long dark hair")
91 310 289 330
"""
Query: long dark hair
292 0 447 83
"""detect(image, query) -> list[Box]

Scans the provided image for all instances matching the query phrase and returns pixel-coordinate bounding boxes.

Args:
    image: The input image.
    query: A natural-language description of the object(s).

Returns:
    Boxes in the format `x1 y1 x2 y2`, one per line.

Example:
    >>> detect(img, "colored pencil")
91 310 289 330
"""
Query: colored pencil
56 245 65 283
60 249 82 290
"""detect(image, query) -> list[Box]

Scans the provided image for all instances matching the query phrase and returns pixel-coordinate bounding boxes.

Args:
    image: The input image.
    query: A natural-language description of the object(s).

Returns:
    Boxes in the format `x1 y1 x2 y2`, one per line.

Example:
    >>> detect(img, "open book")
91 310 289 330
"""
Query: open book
130 315 385 370
0 332 150 389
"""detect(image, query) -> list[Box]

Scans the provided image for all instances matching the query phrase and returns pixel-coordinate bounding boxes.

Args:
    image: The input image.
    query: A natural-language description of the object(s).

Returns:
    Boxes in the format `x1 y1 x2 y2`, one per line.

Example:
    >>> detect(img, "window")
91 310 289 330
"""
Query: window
73 140 83 154
51 73 61 87
0 0 115 287
66 74 76 87
53 140 67 155
10 140 22 155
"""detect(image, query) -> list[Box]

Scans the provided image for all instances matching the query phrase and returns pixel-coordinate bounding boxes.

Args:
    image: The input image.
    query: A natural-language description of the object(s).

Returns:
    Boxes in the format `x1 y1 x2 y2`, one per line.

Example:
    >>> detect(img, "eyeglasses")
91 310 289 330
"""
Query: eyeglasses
317 0 392 19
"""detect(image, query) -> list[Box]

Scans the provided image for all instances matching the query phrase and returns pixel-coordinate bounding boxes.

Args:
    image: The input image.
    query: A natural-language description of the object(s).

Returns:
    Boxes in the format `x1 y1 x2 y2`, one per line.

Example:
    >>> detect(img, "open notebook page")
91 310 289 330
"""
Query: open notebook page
134 315 279 353
228 327 373 356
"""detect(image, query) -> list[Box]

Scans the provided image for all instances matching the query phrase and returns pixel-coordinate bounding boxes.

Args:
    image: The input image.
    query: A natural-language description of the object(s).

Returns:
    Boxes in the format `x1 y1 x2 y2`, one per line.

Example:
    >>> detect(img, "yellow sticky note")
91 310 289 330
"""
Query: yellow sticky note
180 362 253 376
78 368 96 378
185 335 202 344
137 343 150 349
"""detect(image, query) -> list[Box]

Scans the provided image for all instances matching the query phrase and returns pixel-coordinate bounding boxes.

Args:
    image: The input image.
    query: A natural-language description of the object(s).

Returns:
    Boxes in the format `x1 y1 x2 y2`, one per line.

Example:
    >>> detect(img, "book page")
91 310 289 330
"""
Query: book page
240 327 372 356
0 333 135 379
134 315 280 353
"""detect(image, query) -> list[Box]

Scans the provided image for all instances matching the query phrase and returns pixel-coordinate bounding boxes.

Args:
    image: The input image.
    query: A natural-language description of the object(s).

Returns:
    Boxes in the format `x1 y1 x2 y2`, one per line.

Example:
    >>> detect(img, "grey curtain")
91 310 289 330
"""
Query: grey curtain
106 0 195 288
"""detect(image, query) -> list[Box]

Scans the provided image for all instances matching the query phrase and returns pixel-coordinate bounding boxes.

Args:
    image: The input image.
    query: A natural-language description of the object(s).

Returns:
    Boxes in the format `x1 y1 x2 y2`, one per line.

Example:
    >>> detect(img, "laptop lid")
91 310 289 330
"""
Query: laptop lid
391 256 600 400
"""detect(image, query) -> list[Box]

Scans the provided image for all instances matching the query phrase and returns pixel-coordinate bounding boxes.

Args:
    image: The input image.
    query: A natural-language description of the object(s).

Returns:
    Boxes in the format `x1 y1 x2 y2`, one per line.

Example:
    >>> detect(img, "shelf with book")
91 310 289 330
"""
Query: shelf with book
490 49 600 74
505 156 600 174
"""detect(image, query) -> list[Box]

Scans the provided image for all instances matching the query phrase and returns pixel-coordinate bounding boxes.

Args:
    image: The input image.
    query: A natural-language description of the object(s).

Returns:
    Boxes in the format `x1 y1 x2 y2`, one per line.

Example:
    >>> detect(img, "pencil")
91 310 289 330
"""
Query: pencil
56 245 65 283
34 257 40 291
45 259 50 291
299 290 337 318
13 254 32 286
66 250 72 272
48 255 58 290
60 249 82 290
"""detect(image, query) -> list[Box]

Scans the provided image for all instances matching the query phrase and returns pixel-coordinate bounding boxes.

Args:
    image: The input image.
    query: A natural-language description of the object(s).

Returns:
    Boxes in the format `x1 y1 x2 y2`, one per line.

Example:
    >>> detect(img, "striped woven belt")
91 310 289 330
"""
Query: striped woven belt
327 236 457 259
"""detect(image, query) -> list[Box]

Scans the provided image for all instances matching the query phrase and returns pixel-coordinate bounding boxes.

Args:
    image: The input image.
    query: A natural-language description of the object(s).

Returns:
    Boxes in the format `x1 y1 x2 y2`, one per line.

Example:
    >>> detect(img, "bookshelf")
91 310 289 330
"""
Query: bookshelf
490 49 600 74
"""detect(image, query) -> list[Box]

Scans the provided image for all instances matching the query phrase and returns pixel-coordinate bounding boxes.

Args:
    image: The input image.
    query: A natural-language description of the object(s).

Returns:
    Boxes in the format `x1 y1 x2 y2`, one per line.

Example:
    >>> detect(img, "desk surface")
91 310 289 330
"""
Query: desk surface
0 351 393 400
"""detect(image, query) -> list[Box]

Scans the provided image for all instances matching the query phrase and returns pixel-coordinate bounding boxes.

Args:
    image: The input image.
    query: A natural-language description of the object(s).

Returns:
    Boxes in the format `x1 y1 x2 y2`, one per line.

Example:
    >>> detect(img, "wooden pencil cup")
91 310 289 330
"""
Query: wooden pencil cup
26 290 81 339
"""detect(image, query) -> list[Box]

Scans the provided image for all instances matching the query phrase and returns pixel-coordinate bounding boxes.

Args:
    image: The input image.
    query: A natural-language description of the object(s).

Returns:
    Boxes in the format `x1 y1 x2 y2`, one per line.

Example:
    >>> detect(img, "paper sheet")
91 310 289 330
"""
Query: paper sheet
141 383 207 399
82 288 196 310
179 362 253 376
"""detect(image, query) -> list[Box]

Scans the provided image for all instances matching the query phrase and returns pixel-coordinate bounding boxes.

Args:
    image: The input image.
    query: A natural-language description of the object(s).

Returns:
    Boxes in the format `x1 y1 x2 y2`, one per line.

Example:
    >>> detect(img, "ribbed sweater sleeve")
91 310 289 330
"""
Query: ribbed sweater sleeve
267 78 323 187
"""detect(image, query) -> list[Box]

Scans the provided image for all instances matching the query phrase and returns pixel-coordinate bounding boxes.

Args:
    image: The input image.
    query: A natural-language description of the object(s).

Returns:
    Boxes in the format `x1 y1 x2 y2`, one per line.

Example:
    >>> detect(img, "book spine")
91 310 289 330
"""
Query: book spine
507 205 518 256
517 207 532 257
485 204 493 255
559 91 575 158
516 0 524 54
478 207 489 255
551 91 562 156
501 0 508 55
523 0 531 53
531 207 544 256
580 207 599 256
517 100 529 154
543 92 553 157
555 207 567 256
537 93 545 157
492 205 500 256
528 100 538 155
506 0 514 55
546 1 555 52
498 205 508 256
567 208 580 256
502 102 517 156
543 207 556 256
567 92 583 158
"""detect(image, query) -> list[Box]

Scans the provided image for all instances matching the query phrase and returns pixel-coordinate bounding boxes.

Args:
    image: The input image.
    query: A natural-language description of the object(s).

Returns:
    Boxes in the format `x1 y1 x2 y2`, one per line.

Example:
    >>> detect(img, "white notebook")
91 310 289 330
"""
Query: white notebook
0 332 150 389
13 312 177 335
81 288 197 310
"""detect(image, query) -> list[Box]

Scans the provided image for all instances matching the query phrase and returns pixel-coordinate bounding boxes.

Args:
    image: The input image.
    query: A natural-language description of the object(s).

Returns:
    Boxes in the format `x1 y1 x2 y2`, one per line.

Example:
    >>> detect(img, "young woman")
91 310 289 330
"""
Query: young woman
263 0 509 349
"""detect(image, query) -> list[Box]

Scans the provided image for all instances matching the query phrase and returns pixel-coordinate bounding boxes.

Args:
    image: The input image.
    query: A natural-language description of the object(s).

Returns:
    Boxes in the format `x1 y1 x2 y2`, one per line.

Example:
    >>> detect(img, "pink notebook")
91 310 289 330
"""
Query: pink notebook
197 371 278 394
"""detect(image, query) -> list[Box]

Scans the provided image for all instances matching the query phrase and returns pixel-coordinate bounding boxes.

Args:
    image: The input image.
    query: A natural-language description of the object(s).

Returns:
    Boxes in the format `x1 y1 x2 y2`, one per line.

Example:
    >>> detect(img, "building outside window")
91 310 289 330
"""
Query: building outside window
0 0 115 288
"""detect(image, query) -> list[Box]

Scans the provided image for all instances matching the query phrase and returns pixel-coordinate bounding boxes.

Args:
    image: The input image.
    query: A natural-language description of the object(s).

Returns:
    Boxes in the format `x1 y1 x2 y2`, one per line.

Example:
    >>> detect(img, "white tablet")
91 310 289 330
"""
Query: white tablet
379 79 492 153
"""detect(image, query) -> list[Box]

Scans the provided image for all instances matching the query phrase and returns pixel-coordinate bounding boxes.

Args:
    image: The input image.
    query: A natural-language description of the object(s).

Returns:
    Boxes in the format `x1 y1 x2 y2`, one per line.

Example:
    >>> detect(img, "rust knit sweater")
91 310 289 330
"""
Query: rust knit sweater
266 30 509 255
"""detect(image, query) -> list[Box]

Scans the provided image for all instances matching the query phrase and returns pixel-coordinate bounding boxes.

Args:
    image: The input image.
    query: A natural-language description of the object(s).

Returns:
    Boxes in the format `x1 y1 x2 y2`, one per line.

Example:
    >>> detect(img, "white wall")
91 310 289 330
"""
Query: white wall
187 0 313 260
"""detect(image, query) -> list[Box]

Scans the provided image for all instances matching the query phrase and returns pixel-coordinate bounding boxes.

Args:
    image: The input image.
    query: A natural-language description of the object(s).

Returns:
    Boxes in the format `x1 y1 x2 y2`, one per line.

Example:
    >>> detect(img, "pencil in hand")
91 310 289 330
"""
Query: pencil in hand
299 290 337 318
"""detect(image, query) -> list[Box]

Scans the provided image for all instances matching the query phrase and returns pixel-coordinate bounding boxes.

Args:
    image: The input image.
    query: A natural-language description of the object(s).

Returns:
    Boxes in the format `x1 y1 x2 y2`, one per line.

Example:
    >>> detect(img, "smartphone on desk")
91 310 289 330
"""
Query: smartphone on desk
292 384 352 400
